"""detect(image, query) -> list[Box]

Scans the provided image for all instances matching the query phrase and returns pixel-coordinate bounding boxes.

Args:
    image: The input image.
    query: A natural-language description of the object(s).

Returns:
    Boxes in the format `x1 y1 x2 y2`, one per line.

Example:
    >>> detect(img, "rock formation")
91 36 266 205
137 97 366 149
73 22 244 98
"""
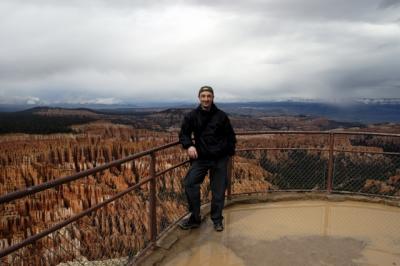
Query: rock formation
1 121 399 265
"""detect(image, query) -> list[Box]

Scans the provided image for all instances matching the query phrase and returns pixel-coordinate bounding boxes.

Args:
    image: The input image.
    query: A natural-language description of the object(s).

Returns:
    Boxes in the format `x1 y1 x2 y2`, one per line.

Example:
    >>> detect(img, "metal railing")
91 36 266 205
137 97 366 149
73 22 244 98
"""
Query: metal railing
1 131 400 265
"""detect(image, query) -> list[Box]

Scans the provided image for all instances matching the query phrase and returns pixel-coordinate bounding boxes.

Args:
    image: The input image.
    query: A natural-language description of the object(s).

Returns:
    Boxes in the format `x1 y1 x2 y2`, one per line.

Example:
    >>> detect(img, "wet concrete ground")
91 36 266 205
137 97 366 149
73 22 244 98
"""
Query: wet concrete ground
159 200 400 266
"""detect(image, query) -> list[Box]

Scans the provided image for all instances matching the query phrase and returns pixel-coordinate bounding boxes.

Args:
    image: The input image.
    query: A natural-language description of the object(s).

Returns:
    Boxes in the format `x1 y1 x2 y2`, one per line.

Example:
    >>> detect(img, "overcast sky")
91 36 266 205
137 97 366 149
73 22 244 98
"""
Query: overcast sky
1 0 400 105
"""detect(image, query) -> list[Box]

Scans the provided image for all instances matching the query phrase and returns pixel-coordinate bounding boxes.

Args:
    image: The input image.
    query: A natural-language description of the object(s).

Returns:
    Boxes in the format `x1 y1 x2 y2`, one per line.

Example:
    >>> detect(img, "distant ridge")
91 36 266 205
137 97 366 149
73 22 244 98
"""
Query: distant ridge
20 106 103 117
1 99 400 123
157 108 191 115
219 101 400 123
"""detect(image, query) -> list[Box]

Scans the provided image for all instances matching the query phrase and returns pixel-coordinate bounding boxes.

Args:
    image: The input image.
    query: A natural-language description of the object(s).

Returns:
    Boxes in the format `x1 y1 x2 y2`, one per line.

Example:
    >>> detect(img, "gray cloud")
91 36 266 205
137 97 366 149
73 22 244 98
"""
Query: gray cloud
0 0 400 104
379 0 400 8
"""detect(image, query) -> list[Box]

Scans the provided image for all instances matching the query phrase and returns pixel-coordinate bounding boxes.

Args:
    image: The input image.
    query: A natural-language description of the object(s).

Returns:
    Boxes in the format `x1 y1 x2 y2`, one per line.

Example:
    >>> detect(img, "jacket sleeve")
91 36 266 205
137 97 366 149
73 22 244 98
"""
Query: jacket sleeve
224 115 236 156
179 113 194 149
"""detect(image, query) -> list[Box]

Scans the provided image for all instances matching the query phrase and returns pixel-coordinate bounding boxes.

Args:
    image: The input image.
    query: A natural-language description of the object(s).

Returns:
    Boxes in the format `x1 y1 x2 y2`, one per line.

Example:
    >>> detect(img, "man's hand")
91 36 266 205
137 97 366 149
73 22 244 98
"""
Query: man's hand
187 146 198 159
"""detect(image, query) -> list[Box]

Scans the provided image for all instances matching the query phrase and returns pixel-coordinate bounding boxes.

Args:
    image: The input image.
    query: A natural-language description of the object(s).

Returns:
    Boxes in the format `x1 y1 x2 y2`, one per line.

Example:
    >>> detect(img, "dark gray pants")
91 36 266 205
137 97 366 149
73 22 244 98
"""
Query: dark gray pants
184 156 229 224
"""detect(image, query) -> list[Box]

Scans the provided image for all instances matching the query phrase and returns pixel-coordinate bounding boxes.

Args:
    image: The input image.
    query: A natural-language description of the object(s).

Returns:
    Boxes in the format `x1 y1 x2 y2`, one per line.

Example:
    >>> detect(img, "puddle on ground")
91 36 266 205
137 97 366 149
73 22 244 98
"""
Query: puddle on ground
161 241 244 266
162 200 400 266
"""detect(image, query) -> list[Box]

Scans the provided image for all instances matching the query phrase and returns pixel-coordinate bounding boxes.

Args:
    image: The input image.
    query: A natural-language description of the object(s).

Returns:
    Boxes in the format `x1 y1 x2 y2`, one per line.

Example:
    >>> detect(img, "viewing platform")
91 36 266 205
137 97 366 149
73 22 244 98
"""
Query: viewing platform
145 194 400 266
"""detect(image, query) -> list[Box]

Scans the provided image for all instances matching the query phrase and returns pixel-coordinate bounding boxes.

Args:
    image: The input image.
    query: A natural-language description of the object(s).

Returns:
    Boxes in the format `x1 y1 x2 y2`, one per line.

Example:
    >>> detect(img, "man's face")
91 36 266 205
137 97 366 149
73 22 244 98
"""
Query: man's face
198 91 214 109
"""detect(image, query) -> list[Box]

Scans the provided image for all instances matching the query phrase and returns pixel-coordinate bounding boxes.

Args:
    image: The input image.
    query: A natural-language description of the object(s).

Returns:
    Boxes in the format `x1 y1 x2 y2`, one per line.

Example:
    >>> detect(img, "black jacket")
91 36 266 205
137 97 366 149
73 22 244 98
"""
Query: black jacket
179 103 236 159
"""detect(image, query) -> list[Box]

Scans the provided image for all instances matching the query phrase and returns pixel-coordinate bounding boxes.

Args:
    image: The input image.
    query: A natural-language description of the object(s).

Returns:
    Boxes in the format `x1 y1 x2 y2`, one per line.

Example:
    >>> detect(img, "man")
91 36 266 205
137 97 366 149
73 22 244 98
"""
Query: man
178 85 236 232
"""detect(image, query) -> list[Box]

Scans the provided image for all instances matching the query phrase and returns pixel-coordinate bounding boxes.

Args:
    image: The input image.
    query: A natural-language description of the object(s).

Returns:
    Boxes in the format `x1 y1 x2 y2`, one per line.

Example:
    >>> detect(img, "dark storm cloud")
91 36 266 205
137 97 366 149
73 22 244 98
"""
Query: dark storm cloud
379 0 400 8
190 0 398 22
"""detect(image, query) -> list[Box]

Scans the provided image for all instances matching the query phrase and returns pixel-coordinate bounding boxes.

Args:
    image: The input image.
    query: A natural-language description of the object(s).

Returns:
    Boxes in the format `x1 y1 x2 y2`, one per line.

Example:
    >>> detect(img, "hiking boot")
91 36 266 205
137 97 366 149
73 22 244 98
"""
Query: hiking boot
179 217 201 230
214 222 224 232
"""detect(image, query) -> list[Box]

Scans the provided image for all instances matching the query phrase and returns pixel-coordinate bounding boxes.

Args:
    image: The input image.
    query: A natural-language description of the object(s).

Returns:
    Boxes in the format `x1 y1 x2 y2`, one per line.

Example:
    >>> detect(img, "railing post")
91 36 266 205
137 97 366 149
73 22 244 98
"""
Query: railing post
227 156 233 200
327 133 335 194
149 152 157 244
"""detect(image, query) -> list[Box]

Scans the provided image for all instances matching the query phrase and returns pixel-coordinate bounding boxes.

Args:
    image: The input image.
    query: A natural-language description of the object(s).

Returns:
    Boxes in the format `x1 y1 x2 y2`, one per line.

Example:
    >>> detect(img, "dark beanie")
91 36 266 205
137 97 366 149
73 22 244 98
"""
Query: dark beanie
198 86 214 96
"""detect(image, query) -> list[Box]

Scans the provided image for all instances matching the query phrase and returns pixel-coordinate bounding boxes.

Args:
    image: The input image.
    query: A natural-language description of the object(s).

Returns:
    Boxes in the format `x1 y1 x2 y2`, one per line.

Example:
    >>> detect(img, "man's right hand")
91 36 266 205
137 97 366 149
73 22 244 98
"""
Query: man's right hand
187 146 198 159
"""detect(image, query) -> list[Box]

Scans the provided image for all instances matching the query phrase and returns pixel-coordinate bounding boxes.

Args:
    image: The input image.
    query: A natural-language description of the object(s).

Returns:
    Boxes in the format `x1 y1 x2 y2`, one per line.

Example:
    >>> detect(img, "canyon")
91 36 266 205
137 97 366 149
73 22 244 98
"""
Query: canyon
0 108 399 265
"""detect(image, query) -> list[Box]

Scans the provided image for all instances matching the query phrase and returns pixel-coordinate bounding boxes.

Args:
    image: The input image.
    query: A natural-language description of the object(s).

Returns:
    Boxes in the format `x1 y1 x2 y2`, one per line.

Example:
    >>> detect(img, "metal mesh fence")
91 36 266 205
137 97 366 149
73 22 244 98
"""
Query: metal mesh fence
154 146 186 175
232 149 328 194
1 180 150 266
236 133 330 150
200 175 212 205
0 153 154 265
153 142 213 232
0 146 191 265
333 152 400 197
156 166 188 233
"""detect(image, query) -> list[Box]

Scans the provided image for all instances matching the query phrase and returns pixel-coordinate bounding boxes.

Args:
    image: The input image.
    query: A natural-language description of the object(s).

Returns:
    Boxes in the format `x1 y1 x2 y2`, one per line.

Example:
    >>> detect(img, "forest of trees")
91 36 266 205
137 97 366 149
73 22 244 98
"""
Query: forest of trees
350 135 400 153
0 112 96 134
253 149 400 196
